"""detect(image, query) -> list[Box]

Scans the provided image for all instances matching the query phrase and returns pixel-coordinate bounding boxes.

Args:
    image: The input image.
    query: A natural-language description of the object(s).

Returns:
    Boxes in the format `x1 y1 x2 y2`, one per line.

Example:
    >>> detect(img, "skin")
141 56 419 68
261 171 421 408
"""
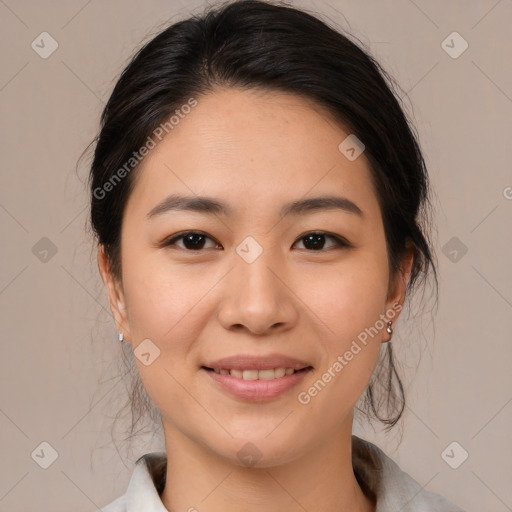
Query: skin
99 87 414 512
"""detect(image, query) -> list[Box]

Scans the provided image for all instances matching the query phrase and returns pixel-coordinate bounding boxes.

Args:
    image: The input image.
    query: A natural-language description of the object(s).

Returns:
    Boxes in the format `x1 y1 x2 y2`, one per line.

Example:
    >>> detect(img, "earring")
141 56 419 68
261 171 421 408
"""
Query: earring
118 332 124 343
384 321 393 343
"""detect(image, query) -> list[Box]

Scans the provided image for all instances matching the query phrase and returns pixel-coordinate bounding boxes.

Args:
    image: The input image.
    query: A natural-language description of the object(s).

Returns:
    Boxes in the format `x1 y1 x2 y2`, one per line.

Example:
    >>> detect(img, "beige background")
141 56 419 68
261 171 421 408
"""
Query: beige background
1 0 511 511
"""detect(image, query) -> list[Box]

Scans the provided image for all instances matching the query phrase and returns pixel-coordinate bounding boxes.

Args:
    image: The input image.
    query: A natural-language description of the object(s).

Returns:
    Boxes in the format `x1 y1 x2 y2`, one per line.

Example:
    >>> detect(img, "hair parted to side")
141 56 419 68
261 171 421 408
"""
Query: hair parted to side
87 0 439 447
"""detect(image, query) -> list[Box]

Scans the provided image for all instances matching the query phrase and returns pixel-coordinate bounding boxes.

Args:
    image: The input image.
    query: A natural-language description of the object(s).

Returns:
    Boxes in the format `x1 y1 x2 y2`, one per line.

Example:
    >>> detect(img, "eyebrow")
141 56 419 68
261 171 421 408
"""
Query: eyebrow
146 193 364 219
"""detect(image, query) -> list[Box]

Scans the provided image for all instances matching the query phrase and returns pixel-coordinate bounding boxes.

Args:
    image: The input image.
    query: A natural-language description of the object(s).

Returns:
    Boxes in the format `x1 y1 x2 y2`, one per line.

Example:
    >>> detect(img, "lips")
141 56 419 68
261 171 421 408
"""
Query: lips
201 353 313 372
200 353 314 401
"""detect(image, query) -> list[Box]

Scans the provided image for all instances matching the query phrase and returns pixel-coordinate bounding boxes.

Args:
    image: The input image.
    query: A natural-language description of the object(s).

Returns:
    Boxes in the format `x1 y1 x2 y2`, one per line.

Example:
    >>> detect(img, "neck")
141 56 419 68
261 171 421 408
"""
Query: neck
160 419 375 512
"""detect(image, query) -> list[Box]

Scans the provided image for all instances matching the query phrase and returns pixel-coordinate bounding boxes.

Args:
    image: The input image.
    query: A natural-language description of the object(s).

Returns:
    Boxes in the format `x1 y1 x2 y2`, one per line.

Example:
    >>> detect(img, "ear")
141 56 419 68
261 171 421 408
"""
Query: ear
384 241 415 340
97 244 131 343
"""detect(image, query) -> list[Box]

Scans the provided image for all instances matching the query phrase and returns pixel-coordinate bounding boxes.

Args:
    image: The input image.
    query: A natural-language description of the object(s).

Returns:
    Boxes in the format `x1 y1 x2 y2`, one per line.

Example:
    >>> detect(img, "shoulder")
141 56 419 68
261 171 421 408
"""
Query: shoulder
352 435 467 512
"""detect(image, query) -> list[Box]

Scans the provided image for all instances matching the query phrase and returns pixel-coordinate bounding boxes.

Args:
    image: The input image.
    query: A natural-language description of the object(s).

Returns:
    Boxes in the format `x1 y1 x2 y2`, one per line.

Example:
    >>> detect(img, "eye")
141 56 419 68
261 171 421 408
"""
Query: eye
293 231 350 251
162 231 221 251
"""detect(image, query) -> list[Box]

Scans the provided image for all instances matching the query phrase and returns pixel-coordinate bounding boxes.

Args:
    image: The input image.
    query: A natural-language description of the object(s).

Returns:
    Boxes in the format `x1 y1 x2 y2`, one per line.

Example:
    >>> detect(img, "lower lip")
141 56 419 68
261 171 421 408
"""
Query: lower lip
202 367 313 401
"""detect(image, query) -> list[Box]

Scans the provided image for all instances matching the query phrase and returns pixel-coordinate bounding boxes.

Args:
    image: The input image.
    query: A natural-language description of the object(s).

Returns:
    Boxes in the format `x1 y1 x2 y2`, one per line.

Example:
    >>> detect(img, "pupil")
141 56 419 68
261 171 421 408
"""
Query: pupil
184 233 205 250
304 233 324 250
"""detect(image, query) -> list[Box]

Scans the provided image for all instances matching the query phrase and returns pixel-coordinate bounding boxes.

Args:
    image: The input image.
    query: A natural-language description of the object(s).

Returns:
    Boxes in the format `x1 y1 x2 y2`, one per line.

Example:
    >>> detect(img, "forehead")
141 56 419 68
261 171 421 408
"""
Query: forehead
125 87 380 220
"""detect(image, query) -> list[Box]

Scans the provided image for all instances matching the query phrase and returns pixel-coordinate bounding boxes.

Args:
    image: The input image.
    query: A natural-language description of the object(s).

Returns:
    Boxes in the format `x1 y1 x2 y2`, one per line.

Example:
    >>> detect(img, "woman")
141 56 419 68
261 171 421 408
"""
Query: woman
89 0 466 510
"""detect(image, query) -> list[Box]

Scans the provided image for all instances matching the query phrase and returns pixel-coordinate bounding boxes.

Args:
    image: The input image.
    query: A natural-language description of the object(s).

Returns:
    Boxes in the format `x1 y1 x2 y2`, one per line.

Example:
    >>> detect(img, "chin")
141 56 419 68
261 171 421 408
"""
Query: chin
214 434 304 469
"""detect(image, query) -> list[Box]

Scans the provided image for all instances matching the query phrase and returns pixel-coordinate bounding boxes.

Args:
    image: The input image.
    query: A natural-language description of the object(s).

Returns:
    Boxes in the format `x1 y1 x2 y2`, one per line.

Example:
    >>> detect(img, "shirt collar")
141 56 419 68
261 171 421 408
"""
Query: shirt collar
123 435 463 511
125 455 168 512
351 435 463 511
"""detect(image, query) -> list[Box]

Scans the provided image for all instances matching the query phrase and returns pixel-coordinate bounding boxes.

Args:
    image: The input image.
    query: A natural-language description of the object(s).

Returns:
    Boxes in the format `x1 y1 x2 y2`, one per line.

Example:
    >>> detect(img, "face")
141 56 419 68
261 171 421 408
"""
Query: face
99 87 411 467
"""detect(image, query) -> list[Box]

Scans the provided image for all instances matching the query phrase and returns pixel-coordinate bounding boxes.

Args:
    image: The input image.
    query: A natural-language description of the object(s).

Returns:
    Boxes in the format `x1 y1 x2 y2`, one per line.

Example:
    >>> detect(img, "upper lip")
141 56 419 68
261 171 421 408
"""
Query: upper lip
202 353 313 371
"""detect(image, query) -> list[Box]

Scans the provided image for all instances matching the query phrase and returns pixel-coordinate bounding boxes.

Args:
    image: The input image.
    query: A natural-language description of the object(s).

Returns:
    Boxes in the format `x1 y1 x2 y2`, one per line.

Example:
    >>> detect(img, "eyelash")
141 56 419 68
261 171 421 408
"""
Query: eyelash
161 230 351 252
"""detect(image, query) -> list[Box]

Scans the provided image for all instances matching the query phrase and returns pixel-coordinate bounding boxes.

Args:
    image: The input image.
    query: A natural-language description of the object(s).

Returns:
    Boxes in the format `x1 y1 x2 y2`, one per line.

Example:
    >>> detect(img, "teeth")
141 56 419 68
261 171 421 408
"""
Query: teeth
243 369 259 380
212 367 301 379
274 368 287 378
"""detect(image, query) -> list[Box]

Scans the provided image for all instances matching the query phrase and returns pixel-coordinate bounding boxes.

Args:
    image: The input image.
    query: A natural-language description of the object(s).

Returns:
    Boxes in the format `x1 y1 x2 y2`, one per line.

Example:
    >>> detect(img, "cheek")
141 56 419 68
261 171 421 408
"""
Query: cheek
306 251 389 344
324 276 387 344
120 251 215 387
298 252 388 400
121 248 206 340
122 265 210 420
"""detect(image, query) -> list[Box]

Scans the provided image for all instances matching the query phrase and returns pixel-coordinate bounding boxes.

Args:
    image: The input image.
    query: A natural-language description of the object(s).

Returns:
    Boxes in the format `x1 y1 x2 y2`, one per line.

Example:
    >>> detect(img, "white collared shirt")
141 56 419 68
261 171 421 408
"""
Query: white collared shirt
100 435 466 511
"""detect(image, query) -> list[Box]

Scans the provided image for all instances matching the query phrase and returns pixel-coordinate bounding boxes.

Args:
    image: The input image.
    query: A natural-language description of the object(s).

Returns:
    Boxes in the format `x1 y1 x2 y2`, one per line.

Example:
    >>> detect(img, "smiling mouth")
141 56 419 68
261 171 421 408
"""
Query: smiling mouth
201 366 313 380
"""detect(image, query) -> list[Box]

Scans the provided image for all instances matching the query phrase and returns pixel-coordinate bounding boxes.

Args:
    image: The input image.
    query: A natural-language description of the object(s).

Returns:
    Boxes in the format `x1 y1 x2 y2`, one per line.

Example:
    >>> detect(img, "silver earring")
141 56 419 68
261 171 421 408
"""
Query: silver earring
118 332 124 343
384 320 393 343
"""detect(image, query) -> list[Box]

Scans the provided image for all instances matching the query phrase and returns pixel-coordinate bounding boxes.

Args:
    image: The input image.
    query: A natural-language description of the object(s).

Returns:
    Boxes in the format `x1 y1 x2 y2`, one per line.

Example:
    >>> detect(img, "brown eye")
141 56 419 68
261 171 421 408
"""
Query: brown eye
163 231 221 251
293 232 349 251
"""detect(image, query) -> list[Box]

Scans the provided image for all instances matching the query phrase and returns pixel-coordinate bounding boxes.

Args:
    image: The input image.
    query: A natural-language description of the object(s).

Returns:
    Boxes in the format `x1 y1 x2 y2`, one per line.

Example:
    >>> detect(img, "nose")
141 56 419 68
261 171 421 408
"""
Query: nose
216 249 299 336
